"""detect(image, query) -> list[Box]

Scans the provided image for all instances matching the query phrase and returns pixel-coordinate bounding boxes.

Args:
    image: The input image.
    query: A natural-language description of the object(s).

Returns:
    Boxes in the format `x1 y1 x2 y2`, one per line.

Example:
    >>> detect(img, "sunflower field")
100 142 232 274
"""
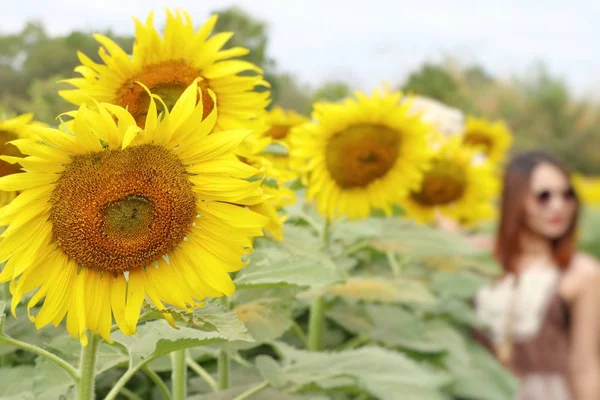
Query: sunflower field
1 8 600 400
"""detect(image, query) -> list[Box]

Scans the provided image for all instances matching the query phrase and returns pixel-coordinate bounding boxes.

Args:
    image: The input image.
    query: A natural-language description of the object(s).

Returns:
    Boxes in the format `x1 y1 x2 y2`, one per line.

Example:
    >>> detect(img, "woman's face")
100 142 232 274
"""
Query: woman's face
524 163 577 239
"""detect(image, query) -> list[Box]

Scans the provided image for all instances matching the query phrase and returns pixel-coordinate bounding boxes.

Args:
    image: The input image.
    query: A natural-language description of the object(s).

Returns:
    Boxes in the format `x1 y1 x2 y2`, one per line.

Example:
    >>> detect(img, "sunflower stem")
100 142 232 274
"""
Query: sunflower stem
142 365 172 400
77 333 100 400
187 357 218 392
307 219 332 352
321 219 331 249
386 251 402 276
171 350 187 400
218 349 230 390
307 296 326 351
232 381 269 400
1 282 9 303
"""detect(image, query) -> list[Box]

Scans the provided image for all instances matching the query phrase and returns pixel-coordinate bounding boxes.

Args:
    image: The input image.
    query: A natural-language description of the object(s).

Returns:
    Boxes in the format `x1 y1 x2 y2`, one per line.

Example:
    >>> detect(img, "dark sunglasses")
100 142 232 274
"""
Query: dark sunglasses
534 187 576 206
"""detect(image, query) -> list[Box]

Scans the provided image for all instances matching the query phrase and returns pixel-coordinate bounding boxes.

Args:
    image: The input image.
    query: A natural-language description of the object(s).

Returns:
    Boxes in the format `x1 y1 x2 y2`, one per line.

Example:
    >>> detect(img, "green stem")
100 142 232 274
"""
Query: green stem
77 333 101 400
0 335 79 381
386 252 402 276
337 335 370 351
171 350 187 400
291 321 308 348
218 349 230 390
142 366 172 400
232 381 269 400
187 357 218 392
322 219 331 249
1 282 9 303
104 356 159 400
119 387 142 400
307 296 326 351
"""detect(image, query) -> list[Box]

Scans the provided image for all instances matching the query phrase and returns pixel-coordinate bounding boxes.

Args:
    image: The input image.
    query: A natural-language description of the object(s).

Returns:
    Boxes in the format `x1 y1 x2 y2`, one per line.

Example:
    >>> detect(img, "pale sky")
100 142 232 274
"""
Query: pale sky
1 0 599 96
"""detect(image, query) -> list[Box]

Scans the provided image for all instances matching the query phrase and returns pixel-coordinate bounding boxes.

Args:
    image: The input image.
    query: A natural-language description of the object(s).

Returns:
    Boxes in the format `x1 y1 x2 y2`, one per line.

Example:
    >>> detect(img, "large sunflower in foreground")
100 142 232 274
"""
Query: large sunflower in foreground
290 88 430 220
461 116 512 164
0 82 267 344
0 114 38 206
402 136 499 224
60 9 270 131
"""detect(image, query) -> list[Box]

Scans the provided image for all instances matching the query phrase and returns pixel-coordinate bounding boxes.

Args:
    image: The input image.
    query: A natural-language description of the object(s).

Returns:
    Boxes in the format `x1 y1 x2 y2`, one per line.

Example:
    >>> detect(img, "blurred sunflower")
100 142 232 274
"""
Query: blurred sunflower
236 131 295 241
461 116 512 163
264 106 309 145
0 82 267 344
0 114 38 206
290 88 430 220
60 9 270 130
261 107 309 183
403 136 499 224
573 174 600 206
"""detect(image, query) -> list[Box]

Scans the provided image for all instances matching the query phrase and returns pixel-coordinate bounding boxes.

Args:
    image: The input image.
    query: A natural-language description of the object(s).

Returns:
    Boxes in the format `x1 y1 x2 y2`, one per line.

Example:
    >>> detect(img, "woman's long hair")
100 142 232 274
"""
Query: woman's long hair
494 151 580 273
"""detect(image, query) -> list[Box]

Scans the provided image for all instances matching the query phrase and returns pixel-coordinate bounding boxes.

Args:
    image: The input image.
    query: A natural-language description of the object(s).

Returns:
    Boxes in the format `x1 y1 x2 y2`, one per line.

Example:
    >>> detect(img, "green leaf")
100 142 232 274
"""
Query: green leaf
235 253 343 289
371 219 488 258
256 355 286 388
271 342 451 400
232 287 297 342
112 302 252 365
448 342 518 400
326 276 437 305
431 270 490 300
328 303 446 353
0 366 36 400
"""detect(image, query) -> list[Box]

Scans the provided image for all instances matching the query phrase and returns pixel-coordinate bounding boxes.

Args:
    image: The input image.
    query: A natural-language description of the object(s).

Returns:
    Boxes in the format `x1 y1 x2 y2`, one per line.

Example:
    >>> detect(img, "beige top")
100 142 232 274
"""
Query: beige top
475 263 573 399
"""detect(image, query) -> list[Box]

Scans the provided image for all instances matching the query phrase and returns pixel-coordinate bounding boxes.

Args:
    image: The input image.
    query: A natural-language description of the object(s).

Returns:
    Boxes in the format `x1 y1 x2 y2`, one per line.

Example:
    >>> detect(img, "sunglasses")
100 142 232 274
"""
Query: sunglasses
534 187 576 206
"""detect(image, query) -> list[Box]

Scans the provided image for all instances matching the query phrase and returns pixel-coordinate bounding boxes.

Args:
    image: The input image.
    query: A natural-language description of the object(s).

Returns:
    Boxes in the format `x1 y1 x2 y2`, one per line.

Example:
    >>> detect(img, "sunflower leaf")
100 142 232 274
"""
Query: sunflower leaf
112 303 253 365
235 253 342 289
268 342 451 400
0 365 37 400
232 287 297 343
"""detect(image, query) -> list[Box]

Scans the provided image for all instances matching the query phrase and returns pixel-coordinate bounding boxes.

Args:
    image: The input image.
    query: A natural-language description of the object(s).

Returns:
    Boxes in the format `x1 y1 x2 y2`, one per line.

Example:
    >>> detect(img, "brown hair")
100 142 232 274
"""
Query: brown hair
494 151 580 273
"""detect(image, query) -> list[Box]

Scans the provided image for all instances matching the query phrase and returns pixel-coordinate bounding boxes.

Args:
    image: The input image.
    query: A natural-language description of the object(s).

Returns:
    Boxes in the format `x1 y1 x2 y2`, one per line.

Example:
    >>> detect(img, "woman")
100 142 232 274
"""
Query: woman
437 150 600 400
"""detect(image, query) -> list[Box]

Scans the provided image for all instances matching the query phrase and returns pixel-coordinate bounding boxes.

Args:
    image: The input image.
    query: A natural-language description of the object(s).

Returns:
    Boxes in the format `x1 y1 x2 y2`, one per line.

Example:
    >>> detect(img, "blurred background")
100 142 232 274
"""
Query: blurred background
2 0 600 174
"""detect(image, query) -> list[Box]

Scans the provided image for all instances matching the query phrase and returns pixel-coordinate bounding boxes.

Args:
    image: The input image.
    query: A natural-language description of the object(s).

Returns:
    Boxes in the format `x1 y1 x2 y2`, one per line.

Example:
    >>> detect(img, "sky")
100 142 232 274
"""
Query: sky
1 0 599 96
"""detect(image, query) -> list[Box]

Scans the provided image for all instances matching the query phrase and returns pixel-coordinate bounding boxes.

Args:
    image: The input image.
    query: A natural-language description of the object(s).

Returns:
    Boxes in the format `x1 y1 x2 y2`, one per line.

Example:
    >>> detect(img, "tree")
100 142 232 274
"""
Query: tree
311 81 352 104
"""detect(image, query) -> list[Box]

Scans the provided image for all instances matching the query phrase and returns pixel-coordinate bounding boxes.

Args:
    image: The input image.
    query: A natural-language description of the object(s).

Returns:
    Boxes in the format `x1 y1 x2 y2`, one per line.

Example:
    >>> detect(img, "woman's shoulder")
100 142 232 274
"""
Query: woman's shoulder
561 252 600 302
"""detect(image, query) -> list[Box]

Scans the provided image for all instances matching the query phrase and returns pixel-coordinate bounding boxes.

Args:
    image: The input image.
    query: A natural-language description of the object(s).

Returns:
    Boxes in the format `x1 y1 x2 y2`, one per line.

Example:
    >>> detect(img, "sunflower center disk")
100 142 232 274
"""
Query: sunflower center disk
325 124 400 188
266 125 291 140
463 132 493 154
50 144 196 273
116 60 215 126
0 130 24 177
411 161 466 206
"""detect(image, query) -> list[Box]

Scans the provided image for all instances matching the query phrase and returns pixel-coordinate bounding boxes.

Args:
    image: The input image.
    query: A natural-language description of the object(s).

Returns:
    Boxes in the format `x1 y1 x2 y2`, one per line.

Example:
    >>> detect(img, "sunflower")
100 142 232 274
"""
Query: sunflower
59 9 270 131
264 106 309 145
0 114 39 206
0 82 268 344
461 116 512 163
573 174 600 206
235 131 296 241
402 136 499 224
289 88 430 220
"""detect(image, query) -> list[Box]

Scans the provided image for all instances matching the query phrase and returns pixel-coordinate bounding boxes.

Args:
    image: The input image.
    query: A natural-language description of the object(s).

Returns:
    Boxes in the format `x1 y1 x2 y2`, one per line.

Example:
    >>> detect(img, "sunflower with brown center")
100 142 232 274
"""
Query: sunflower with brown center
0 114 41 206
59 9 270 131
0 82 268 344
289 88 430 220
461 116 512 164
402 136 499 224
